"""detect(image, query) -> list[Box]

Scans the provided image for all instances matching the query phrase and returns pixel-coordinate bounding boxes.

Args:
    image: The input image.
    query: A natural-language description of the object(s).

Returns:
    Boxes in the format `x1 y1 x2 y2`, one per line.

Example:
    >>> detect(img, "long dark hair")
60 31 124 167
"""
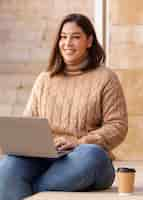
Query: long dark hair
47 13 106 76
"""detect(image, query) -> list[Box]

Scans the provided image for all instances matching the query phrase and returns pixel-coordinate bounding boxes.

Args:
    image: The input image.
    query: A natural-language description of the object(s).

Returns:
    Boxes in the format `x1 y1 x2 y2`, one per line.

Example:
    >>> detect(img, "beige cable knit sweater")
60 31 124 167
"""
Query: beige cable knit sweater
24 66 128 156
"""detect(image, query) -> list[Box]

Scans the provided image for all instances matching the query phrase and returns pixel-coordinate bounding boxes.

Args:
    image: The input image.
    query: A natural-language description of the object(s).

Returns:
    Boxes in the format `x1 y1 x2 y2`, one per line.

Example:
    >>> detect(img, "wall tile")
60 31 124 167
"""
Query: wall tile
0 104 13 116
110 0 143 25
113 116 143 160
110 25 143 45
114 69 143 115
109 44 143 69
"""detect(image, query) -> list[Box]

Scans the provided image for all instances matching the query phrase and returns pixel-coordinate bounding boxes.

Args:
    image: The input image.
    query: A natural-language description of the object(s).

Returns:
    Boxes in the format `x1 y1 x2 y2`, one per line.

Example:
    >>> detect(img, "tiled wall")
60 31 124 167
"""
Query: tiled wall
109 0 143 69
0 0 94 74
109 0 143 160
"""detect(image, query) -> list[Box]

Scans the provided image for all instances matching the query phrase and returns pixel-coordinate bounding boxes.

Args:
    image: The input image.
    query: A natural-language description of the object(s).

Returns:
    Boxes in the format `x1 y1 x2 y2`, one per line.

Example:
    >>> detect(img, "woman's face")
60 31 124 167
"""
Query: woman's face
59 22 92 65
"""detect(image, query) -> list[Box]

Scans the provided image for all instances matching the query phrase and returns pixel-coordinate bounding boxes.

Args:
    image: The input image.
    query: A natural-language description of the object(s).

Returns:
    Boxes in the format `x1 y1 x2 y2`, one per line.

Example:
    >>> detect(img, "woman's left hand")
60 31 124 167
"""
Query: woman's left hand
54 137 79 151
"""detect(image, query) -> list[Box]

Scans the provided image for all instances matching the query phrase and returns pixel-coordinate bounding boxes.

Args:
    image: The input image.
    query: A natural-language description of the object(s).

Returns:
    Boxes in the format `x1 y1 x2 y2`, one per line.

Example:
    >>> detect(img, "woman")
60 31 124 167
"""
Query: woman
0 13 128 200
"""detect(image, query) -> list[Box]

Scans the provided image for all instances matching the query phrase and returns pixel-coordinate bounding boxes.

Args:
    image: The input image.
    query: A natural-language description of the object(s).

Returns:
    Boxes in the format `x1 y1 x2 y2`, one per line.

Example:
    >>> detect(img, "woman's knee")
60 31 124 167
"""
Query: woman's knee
74 144 115 187
0 155 19 176
0 156 34 199
75 144 109 162
0 155 39 180
0 173 19 189
75 144 115 190
76 143 114 167
0 174 33 200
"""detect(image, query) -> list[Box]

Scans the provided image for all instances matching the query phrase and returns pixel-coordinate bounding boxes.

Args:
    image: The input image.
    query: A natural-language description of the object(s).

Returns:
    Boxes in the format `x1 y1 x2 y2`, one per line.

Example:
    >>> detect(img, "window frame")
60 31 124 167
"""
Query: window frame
94 0 109 65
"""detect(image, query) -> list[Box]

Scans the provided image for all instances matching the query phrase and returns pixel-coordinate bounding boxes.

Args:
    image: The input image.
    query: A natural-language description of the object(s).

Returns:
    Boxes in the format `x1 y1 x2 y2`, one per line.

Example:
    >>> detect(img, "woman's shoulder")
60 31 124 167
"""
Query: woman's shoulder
32 71 51 91
95 65 119 82
35 71 50 83
37 71 50 79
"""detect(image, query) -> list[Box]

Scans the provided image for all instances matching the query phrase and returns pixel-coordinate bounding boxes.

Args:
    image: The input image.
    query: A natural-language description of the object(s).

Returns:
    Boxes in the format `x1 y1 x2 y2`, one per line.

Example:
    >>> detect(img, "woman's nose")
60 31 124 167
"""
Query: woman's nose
65 37 72 46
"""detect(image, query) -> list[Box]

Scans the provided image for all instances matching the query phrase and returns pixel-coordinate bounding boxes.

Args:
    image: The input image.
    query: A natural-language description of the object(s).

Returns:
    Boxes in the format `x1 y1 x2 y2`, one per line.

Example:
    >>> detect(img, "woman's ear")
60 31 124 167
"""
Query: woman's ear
87 35 93 48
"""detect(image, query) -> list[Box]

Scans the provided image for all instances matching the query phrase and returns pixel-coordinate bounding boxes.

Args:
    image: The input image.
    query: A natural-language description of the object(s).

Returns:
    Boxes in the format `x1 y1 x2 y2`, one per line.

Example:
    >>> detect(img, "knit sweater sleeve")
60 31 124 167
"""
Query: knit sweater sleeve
79 71 128 151
23 72 46 117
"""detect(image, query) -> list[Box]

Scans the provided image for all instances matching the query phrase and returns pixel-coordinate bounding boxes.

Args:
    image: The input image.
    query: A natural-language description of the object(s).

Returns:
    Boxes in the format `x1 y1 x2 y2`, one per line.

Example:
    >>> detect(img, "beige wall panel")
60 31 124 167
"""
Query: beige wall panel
0 89 16 105
0 104 13 116
11 105 26 116
114 69 143 115
110 0 143 25
109 44 143 68
113 116 143 160
0 74 36 90
0 64 47 74
0 73 36 116
110 25 143 45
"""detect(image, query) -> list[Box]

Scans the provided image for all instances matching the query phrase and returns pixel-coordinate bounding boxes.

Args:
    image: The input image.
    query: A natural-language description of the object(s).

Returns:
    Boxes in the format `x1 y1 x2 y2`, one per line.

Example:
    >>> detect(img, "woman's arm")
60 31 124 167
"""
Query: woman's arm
23 72 46 117
79 72 128 151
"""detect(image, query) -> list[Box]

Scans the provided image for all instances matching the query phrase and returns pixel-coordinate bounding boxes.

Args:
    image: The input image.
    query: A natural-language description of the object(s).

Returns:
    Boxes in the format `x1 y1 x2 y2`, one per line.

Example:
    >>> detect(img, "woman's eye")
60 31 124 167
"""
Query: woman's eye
60 35 67 39
60 35 80 40
72 36 80 39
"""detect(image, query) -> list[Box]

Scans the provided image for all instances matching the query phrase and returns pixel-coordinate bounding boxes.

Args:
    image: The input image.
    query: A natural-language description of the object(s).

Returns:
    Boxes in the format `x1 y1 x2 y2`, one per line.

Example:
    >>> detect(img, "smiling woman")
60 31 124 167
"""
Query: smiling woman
0 13 128 200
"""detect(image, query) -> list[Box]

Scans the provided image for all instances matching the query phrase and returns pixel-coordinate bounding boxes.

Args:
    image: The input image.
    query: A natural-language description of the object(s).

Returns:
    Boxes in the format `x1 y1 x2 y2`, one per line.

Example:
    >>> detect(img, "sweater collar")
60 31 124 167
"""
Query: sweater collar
64 59 89 76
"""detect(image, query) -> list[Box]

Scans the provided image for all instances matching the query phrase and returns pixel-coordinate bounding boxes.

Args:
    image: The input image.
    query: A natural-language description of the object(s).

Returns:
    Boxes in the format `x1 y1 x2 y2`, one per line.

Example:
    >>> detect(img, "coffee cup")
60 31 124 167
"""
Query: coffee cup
116 167 136 195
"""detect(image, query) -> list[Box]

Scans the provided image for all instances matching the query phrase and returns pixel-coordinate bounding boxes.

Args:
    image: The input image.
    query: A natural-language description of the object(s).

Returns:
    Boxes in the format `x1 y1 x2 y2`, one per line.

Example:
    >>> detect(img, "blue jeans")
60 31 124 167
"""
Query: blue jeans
0 144 115 200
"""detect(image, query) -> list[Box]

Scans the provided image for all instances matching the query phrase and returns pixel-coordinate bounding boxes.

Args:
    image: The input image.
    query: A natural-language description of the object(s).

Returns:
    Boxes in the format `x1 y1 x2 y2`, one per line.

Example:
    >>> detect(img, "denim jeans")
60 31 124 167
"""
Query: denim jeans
0 144 115 200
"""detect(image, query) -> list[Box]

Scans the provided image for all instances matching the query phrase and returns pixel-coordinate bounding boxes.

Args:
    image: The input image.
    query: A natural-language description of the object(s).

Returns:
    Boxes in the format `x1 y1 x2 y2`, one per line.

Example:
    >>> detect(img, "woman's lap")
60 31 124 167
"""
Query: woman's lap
0 144 115 199
34 144 115 191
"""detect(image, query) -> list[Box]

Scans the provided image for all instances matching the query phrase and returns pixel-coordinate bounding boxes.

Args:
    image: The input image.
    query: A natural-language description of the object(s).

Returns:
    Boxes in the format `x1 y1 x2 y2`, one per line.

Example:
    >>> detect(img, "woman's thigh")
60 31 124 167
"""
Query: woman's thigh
34 144 115 192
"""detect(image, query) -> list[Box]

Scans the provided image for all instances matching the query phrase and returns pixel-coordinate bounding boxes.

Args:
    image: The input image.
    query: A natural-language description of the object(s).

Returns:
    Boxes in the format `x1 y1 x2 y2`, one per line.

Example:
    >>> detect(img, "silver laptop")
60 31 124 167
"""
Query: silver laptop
0 116 70 158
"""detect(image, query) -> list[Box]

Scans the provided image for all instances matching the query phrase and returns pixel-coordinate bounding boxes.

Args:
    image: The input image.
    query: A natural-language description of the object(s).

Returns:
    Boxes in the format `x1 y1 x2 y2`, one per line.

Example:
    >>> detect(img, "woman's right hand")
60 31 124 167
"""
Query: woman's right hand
54 136 79 151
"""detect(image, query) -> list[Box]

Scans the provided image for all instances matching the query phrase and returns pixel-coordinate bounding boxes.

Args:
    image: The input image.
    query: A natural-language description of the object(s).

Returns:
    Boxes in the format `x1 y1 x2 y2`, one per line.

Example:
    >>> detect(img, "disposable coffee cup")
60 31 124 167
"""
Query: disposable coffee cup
117 167 136 195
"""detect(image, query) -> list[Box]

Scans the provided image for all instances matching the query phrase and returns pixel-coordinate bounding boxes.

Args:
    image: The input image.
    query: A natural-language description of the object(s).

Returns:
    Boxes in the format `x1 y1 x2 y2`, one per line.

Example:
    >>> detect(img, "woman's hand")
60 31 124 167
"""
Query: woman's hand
54 136 79 151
